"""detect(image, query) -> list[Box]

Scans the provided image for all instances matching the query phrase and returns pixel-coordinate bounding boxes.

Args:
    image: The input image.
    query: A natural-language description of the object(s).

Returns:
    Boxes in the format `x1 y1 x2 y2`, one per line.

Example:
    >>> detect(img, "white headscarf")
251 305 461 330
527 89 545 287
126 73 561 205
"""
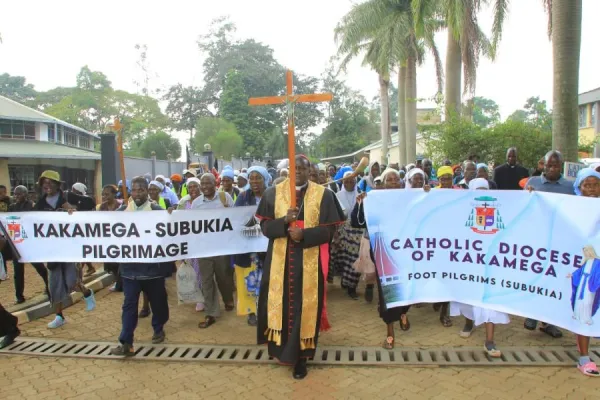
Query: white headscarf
72 182 87 195
468 178 489 190
336 171 358 212
405 168 425 188
380 168 400 184
186 177 200 186
149 180 164 191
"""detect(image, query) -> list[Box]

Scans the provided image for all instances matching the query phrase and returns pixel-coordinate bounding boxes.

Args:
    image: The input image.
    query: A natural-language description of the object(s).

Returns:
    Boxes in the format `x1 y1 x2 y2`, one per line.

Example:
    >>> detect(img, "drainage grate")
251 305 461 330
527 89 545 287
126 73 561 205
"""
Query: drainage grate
1 337 593 367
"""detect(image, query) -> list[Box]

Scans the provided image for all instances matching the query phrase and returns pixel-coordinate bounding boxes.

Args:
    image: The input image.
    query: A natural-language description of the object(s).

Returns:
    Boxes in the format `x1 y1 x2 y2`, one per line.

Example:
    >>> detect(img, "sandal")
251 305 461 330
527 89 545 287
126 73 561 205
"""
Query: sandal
460 321 474 338
440 315 453 328
198 316 216 329
539 324 563 338
382 336 394 349
578 361 600 377
400 314 410 331
484 342 502 358
225 304 235 312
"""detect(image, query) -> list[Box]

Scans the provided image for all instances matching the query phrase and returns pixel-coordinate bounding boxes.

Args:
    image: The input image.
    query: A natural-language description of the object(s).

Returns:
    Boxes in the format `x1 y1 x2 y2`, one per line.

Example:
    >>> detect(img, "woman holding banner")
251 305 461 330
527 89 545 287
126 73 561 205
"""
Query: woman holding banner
569 168 600 377
233 166 270 326
351 168 411 349
174 177 205 312
449 178 509 358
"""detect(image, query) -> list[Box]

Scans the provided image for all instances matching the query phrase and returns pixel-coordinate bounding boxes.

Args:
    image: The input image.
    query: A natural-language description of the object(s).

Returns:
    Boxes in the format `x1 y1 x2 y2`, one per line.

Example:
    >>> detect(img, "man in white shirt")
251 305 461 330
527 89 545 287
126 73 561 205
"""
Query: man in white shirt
193 174 235 328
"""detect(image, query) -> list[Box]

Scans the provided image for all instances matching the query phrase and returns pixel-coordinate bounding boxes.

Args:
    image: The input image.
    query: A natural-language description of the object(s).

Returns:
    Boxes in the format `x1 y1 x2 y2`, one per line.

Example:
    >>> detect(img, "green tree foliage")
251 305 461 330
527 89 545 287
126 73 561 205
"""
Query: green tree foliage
26 66 168 144
138 131 182 160
0 73 37 102
194 117 243 159
471 96 501 127
421 119 551 169
310 67 379 159
198 18 324 152
507 96 552 131
163 84 212 152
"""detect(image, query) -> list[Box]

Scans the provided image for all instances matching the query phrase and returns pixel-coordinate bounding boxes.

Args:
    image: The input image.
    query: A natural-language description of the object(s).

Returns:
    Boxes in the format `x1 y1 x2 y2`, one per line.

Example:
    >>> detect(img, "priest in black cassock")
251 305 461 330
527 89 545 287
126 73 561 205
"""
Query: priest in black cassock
256 155 345 379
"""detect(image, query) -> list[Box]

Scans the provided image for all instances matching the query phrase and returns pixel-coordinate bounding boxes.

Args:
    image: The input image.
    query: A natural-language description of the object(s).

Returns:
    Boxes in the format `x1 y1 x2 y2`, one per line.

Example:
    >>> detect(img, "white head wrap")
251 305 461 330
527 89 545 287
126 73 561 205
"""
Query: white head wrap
405 168 425 188
468 178 490 190
149 180 165 191
380 169 400 183
186 177 200 186
72 182 87 195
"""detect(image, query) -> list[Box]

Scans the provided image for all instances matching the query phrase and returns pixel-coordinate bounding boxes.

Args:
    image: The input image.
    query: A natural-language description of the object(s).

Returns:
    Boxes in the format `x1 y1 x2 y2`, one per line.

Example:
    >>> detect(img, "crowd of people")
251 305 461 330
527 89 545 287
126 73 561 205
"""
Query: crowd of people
1 147 599 379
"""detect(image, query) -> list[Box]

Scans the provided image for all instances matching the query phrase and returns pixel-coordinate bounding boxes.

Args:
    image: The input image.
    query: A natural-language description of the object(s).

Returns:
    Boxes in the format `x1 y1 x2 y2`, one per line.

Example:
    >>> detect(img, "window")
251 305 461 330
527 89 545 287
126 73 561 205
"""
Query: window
0 119 36 139
592 103 597 128
79 135 90 149
579 106 587 128
8 166 35 193
48 124 55 141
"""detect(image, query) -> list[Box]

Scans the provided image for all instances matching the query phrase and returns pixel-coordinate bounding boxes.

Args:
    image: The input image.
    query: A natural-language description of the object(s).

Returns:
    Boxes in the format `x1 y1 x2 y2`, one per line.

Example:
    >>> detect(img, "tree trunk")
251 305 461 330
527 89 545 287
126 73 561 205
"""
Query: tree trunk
397 65 407 166
405 56 417 164
552 0 582 162
378 73 390 166
445 30 462 121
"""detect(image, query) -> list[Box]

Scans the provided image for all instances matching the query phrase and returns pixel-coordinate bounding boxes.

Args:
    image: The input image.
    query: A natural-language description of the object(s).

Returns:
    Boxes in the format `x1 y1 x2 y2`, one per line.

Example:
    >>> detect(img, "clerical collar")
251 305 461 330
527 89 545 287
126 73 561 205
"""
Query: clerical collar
295 182 308 191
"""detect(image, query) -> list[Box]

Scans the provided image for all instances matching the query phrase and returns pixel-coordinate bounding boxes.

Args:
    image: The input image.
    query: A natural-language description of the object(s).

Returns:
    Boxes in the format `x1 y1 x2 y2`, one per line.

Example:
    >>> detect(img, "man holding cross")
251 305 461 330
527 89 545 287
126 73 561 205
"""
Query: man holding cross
256 155 344 379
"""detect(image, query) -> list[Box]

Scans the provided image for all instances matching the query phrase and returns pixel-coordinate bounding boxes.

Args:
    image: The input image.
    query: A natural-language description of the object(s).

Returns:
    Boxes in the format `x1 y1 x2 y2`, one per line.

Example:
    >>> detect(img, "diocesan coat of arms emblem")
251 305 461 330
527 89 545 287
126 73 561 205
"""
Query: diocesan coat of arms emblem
465 196 505 235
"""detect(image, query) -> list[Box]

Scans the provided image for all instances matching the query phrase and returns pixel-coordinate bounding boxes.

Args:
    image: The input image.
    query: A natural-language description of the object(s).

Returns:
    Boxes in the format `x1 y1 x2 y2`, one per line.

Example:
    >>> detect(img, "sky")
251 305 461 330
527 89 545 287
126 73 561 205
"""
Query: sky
1 0 599 155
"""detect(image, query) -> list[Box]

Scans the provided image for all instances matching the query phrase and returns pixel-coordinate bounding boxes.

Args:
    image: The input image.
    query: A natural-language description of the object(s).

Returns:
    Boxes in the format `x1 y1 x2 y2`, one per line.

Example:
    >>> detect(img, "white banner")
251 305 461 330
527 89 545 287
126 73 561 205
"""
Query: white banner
364 189 600 336
1 207 268 263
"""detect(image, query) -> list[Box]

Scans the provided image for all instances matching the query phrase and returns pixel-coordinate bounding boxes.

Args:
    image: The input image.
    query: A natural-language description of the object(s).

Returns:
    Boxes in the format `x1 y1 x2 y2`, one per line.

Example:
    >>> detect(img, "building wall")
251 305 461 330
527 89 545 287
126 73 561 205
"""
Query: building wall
7 157 97 197
35 122 48 141
579 127 596 145
0 159 10 192
369 140 426 165
118 157 186 181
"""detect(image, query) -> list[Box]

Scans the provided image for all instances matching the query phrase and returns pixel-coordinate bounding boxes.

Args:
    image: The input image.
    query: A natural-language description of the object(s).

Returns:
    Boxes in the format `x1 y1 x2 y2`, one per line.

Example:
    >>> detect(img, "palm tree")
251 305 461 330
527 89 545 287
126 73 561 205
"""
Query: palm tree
544 0 582 161
336 0 442 165
413 0 504 121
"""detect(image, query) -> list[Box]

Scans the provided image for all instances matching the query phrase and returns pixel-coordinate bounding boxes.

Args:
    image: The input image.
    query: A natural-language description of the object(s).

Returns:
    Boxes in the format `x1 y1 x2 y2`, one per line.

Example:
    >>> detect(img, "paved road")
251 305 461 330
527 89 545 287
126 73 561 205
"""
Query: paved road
1 355 595 400
2 267 599 399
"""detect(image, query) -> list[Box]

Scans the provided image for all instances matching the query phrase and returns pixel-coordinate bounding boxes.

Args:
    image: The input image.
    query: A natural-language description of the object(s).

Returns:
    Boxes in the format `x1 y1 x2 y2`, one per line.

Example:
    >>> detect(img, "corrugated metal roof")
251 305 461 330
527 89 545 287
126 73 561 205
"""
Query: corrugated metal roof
0 139 101 160
579 87 600 105
0 95 99 139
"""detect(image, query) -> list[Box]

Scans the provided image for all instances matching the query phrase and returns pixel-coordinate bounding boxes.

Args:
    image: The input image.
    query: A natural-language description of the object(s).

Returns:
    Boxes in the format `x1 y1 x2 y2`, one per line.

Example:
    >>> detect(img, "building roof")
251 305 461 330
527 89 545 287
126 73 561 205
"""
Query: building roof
0 139 101 160
579 87 600 106
0 95 99 139
320 131 426 162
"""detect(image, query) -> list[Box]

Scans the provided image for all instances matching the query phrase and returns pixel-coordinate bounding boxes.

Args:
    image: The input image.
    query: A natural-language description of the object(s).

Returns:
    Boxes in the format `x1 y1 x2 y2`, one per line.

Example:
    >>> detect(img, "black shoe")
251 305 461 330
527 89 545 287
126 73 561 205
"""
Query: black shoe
152 330 166 344
347 287 359 300
365 284 374 303
0 328 20 349
14 298 26 305
110 343 135 357
247 313 258 326
293 359 308 380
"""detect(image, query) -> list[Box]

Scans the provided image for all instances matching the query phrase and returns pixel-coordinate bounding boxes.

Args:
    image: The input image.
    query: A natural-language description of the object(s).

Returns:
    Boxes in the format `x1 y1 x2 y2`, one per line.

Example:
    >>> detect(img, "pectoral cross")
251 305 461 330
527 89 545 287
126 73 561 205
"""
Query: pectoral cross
249 70 332 211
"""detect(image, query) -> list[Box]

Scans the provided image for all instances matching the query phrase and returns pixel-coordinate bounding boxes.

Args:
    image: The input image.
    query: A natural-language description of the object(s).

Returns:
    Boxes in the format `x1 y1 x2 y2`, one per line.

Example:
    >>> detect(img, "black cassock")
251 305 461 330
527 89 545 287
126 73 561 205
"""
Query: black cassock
256 184 344 365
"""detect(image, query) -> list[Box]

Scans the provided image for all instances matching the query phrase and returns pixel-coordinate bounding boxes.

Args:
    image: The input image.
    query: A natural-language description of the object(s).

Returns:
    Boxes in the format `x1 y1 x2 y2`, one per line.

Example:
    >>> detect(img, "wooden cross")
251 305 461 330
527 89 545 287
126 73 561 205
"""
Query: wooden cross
248 70 332 213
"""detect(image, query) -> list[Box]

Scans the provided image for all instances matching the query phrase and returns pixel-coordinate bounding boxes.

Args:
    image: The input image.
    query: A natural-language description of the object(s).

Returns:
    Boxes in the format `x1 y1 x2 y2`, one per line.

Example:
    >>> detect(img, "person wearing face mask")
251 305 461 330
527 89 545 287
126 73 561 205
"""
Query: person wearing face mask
256 155 345 379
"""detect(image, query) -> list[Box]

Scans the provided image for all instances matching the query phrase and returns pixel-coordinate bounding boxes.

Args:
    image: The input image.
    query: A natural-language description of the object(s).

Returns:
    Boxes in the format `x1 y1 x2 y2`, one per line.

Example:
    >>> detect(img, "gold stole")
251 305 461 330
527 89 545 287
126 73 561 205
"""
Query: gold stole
266 179 324 350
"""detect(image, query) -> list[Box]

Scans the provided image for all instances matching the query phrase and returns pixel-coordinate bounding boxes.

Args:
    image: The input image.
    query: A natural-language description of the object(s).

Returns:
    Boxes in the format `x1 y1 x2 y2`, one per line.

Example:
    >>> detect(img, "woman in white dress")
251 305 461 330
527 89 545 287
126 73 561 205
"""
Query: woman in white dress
450 178 509 357
569 167 600 377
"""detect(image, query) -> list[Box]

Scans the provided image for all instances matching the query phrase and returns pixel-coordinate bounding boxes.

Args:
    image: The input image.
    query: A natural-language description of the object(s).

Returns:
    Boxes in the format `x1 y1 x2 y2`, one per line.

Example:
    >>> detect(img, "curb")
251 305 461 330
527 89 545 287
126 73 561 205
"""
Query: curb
14 273 115 325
